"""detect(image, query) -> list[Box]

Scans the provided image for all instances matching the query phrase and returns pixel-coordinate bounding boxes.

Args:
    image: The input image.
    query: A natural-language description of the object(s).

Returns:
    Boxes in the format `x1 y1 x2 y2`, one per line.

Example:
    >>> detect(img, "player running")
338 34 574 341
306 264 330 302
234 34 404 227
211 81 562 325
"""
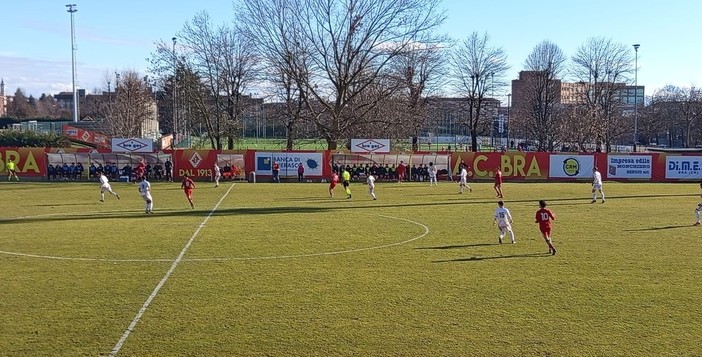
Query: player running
138 176 154 213
458 166 471 194
591 167 605 203
181 173 196 209
367 174 377 200
328 171 339 197
493 201 515 244
494 166 503 198
98 172 120 202
342 168 352 199
535 200 557 255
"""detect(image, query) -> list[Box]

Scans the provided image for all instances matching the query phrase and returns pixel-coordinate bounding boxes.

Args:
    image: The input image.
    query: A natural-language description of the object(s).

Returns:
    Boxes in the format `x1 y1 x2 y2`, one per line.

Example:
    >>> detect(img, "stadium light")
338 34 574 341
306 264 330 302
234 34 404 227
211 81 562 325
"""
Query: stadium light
633 44 640 152
66 4 78 123
172 37 178 147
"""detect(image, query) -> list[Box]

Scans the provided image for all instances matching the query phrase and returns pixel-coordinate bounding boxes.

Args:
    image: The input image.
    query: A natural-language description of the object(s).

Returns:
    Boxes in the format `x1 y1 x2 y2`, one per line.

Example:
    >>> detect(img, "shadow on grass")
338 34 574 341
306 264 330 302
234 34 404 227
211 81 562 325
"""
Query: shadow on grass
433 252 551 263
415 243 499 250
623 224 695 231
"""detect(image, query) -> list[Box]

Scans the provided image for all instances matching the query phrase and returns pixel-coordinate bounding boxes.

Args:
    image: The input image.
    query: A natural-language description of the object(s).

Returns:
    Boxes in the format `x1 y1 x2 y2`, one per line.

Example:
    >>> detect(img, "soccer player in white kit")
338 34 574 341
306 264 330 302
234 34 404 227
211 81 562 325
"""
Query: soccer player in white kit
98 172 120 202
493 201 515 244
138 177 154 213
213 163 221 187
591 167 605 203
428 162 438 186
458 167 471 194
367 174 377 200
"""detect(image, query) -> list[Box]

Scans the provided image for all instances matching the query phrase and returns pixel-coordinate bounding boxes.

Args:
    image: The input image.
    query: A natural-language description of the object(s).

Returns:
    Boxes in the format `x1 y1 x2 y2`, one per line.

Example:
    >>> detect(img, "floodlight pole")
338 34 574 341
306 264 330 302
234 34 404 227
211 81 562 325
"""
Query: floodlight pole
66 4 79 123
633 44 640 152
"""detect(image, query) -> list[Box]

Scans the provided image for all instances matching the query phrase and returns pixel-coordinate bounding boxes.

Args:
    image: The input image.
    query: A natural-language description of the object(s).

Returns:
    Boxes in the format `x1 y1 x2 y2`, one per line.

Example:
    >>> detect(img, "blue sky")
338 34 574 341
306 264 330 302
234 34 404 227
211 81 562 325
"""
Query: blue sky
1 0 699 100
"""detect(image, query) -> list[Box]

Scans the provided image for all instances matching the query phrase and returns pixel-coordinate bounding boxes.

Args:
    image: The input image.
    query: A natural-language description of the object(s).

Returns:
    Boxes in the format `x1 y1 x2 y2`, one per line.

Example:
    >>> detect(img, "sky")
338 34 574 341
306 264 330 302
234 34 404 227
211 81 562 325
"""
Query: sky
1 0 700 101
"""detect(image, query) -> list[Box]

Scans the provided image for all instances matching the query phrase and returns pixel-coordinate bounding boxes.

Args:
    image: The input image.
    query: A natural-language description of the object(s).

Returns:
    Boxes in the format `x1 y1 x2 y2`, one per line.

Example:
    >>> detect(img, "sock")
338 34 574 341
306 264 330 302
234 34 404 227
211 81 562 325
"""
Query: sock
345 187 351 196
592 192 596 200
696 210 700 222
100 193 105 201
600 191 605 200
509 230 515 243
148 201 154 211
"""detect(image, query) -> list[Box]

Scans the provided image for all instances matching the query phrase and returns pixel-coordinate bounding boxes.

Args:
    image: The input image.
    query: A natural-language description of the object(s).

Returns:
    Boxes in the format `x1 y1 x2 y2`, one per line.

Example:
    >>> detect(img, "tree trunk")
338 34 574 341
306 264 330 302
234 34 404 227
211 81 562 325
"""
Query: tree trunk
470 129 478 152
326 138 338 151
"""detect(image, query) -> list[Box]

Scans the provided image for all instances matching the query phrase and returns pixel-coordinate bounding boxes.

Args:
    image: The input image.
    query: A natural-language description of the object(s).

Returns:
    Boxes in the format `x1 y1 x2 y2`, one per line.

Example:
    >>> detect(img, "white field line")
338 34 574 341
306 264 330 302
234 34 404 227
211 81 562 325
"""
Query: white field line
108 183 236 357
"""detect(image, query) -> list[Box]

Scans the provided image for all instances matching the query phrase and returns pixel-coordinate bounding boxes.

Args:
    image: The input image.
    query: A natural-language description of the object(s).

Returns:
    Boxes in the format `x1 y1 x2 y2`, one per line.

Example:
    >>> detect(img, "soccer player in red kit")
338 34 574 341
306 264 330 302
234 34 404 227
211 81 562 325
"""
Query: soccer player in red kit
181 173 196 209
535 200 557 255
494 166 503 198
328 171 339 197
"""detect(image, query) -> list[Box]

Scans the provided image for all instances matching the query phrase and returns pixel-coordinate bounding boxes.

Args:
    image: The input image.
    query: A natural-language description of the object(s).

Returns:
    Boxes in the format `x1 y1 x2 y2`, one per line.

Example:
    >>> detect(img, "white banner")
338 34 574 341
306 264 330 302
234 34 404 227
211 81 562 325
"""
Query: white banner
665 156 702 179
606 155 652 179
350 139 390 153
255 152 323 177
549 155 594 178
111 138 153 153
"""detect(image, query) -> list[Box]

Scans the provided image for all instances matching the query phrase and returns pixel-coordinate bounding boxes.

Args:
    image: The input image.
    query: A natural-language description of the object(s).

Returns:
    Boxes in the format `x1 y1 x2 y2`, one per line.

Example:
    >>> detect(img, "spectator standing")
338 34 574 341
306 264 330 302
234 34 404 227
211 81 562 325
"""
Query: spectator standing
164 159 173 182
297 163 305 182
272 161 281 183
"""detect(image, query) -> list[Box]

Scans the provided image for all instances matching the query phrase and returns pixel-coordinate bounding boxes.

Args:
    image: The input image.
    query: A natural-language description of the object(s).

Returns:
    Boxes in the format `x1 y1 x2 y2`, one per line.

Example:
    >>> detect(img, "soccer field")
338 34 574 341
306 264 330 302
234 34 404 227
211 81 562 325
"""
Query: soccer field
0 180 700 356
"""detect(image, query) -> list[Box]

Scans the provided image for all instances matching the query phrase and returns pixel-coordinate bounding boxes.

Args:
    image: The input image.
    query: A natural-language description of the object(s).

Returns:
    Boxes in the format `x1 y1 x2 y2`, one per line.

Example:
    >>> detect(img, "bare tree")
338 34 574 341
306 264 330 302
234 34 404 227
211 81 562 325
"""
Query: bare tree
240 0 446 150
450 31 509 152
514 40 567 151
571 37 635 152
105 70 156 138
150 11 259 150
648 86 702 147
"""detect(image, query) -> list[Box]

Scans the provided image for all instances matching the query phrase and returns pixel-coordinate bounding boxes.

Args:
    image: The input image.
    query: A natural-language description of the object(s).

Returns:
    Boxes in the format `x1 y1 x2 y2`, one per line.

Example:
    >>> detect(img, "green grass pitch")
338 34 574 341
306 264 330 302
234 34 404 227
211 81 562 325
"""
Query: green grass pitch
0 179 700 356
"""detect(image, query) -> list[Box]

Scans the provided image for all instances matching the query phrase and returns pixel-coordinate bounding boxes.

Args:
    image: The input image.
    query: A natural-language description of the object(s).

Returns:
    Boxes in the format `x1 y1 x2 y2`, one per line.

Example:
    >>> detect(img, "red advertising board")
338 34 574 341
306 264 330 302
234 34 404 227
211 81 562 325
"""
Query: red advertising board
450 152 550 180
0 147 49 177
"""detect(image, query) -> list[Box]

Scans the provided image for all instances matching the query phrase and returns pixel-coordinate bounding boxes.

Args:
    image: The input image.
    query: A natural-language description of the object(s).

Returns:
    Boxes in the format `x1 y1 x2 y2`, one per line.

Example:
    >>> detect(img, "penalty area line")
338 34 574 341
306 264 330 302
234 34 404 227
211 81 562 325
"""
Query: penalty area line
108 183 236 357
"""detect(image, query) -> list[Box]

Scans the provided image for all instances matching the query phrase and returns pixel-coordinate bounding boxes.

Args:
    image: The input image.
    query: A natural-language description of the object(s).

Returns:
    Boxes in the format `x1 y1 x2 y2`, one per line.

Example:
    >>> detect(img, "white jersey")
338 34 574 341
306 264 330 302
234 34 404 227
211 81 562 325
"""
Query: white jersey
367 175 376 188
99 174 109 185
214 164 221 175
138 180 152 197
593 171 603 186
429 165 438 178
459 168 468 183
494 207 512 227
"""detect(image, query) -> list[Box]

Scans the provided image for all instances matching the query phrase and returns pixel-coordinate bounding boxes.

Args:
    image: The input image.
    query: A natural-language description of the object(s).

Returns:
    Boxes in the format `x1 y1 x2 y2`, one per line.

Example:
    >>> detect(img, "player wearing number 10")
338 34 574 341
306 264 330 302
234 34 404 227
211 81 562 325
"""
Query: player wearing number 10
535 200 557 255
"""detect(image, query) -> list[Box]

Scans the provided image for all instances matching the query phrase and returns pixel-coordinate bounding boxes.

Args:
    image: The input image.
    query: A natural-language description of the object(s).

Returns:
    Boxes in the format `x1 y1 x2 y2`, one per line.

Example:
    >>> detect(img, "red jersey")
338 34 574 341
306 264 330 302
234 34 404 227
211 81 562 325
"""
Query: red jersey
331 173 339 183
494 170 503 184
181 177 195 190
535 208 556 231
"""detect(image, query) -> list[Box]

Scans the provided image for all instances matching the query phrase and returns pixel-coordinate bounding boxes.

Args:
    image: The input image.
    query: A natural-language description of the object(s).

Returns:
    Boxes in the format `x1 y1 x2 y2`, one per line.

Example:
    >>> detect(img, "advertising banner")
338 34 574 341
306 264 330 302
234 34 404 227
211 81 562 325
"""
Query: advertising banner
665 156 702 179
173 149 218 179
255 152 324 177
350 139 391 153
451 152 550 180
549 155 595 178
607 155 652 179
111 138 154 153
0 147 48 177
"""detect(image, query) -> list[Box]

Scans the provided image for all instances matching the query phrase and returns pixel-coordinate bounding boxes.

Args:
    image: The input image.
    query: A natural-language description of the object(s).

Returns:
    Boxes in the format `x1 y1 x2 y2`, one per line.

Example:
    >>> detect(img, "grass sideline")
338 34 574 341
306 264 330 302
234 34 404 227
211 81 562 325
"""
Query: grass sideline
0 180 700 356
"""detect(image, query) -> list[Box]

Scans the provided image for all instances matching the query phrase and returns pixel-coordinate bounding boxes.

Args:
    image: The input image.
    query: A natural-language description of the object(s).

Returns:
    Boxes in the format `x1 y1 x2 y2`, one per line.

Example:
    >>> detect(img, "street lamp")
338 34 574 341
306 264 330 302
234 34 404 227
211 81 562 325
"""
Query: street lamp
172 37 178 147
66 4 78 123
633 43 640 152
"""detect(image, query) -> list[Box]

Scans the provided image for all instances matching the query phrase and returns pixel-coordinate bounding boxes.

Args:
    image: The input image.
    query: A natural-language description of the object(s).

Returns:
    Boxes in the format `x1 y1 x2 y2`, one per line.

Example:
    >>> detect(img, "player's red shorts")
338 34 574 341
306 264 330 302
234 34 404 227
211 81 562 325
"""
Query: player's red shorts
540 227 551 235
184 188 193 197
329 182 337 189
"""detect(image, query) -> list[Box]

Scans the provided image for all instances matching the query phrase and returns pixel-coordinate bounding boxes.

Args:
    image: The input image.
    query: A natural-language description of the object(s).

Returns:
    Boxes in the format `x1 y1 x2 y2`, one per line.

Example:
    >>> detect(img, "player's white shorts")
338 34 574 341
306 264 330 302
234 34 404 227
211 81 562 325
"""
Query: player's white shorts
141 194 153 202
214 173 221 180
368 186 375 194
497 222 512 231
593 183 602 190
100 183 112 192
459 178 467 185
